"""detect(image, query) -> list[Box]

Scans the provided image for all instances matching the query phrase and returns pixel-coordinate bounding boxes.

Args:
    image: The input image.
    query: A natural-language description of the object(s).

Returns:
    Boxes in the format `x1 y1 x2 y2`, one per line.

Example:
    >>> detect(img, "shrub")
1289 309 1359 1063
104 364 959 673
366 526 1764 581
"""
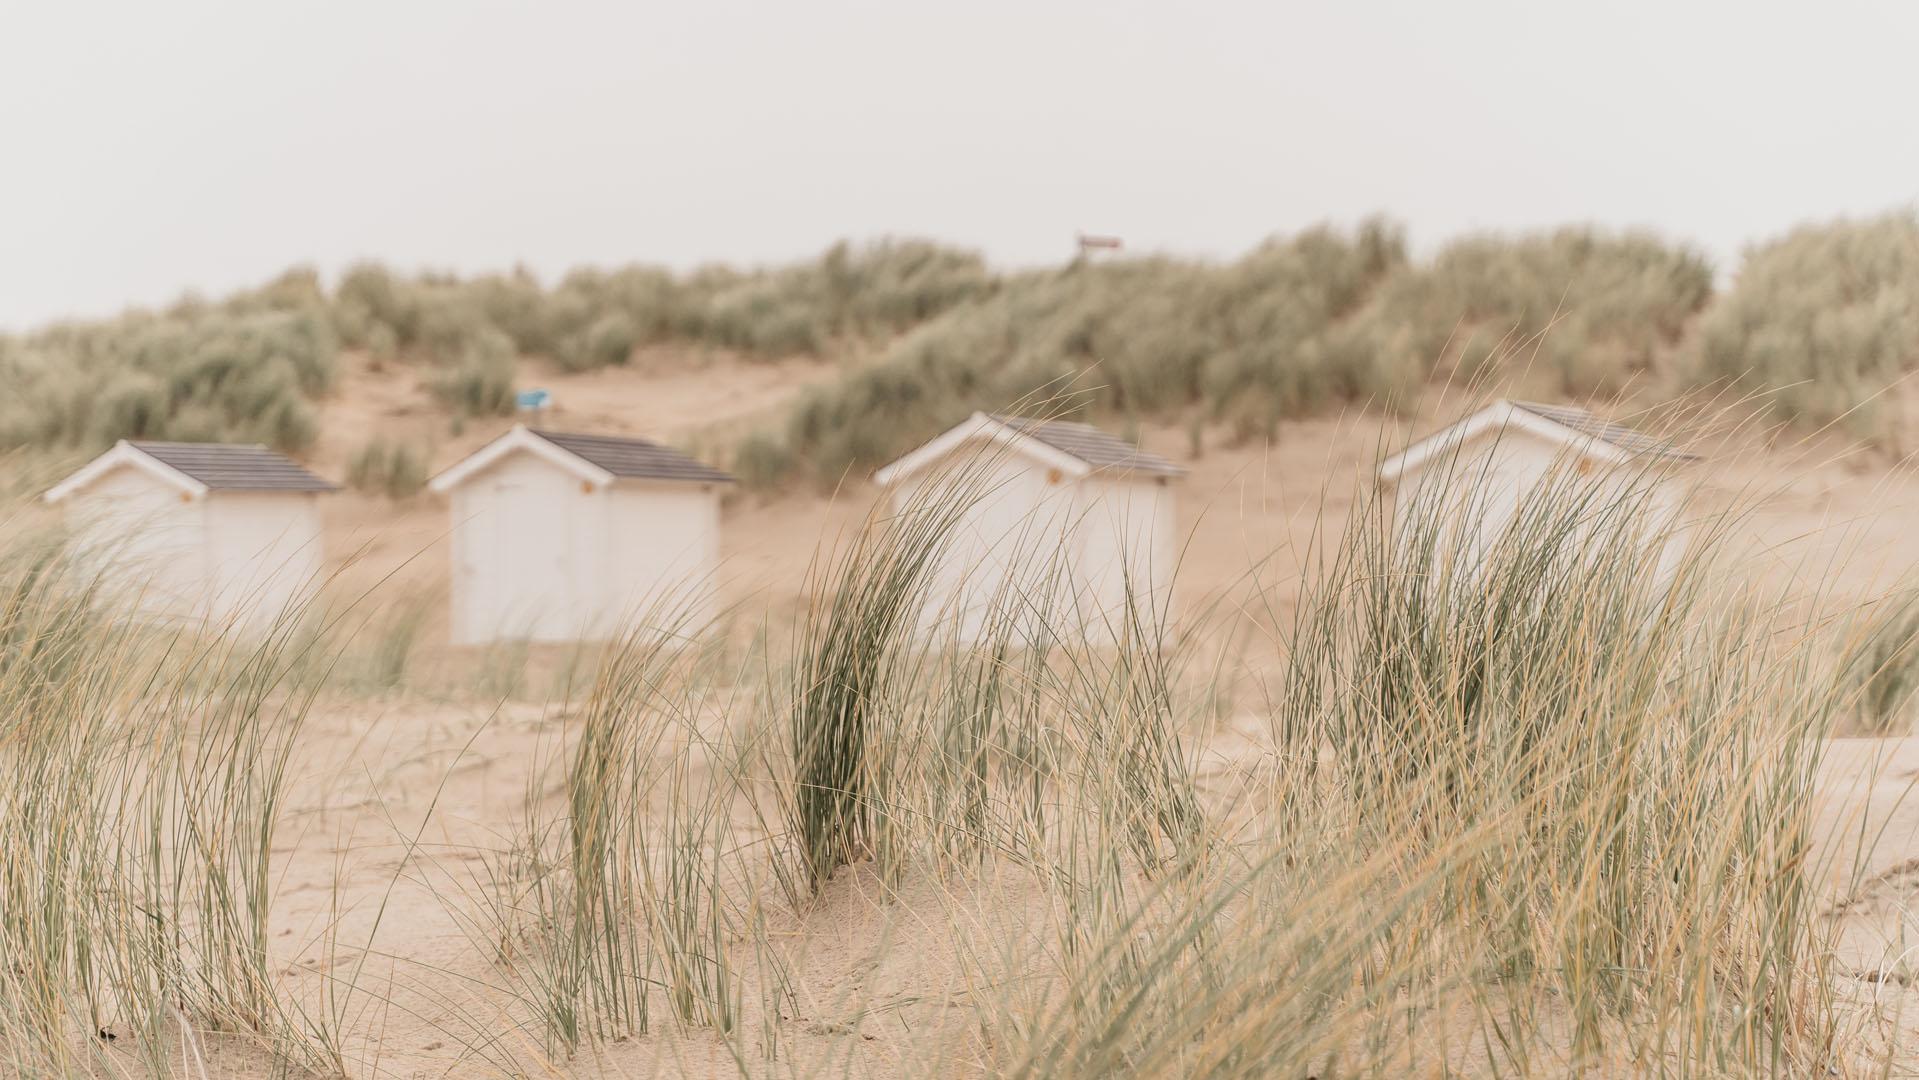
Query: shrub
815 238 994 335
346 437 430 499
760 220 1409 485
1340 227 1714 397
430 329 517 418
662 240 992 359
542 266 684 356
1684 211 1919 441
731 429 794 491
742 221 1727 487
696 276 828 356
468 267 555 356
333 261 418 347
0 308 337 452
220 265 327 316
413 291 498 365
556 311 639 372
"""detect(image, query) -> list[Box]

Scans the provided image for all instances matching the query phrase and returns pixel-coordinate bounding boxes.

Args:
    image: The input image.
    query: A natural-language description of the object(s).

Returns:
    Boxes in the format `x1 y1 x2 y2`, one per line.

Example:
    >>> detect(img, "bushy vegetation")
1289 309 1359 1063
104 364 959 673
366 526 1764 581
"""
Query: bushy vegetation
7 209 1916 478
752 222 1715 486
1348 227 1713 396
345 436 429 499
0 285 335 453
1686 210 1919 438
428 327 519 418
330 238 991 371
0 532 333 1074
0 241 990 458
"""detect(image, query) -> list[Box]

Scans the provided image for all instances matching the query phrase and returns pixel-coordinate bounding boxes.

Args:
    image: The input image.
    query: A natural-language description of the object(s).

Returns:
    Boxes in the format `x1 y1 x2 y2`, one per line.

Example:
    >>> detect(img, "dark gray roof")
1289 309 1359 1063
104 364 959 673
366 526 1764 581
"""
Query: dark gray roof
529 429 734 484
130 441 336 492
1510 402 1699 462
989 415 1186 478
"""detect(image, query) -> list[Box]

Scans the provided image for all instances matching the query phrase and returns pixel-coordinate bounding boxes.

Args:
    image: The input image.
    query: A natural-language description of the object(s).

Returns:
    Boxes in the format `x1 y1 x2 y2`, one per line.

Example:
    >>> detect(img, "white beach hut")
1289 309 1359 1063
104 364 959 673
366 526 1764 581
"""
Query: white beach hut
428 426 733 645
874 412 1185 642
44 440 335 633
1375 399 1698 580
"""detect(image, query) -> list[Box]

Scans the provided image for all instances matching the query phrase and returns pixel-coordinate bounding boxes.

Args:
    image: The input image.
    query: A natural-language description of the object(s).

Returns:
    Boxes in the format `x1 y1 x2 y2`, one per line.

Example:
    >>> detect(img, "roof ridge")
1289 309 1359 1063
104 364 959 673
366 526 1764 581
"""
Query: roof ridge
524 427 734 484
1506 399 1697 461
122 440 337 492
985 412 1186 478
130 439 271 449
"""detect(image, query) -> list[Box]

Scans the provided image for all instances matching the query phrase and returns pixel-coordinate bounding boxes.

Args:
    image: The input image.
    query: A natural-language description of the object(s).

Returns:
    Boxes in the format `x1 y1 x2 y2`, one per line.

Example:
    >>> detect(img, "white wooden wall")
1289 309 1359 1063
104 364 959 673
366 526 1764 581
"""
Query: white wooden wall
202 493 326 634
1395 429 1686 590
69 466 207 623
1075 476 1178 636
603 483 723 634
450 453 591 644
892 444 1178 643
448 452 723 645
66 468 323 634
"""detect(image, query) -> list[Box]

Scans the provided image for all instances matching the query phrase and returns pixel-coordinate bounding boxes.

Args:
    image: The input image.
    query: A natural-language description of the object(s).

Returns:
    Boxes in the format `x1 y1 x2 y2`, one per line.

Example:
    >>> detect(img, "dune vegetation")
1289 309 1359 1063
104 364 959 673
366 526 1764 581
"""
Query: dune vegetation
343 436 430 499
0 240 989 458
0 450 1910 1076
1685 209 1919 441
751 222 1719 487
0 211 1913 486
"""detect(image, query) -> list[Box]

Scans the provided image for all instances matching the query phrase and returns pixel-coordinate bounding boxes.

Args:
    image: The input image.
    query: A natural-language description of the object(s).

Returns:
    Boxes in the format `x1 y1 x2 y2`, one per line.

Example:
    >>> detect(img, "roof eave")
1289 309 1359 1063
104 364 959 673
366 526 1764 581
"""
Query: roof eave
875 413 1093 488
427 425 616 494
43 441 210 504
604 473 737 489
1376 401 1689 486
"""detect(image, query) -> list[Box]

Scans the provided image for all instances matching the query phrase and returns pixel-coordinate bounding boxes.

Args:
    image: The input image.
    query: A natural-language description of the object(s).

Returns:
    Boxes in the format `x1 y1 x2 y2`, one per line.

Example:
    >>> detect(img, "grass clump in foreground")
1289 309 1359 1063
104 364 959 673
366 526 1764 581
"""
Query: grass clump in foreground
1840 586 1919 735
0 425 1906 1075
451 435 1897 1076
0 532 342 1075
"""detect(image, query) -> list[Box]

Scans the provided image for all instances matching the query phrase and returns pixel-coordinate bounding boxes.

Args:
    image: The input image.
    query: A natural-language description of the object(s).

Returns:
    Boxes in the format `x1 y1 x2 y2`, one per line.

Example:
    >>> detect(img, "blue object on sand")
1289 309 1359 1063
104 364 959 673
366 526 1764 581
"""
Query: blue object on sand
516 388 552 411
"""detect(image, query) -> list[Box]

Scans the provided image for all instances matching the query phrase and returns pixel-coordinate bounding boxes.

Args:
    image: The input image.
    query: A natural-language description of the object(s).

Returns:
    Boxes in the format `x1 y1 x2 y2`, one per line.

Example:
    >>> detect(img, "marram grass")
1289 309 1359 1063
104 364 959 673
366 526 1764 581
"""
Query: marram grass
0 436 1909 1076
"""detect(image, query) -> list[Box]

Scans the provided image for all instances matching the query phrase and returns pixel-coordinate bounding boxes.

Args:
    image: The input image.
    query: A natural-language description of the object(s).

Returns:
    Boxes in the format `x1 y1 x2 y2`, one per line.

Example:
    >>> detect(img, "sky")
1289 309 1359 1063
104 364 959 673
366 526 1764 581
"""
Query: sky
2 0 1917 330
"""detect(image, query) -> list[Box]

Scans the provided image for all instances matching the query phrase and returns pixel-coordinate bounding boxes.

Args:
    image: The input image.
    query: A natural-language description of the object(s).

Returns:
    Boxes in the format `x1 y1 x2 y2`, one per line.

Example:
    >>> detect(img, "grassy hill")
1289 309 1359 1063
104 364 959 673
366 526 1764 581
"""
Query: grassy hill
3 210 1914 491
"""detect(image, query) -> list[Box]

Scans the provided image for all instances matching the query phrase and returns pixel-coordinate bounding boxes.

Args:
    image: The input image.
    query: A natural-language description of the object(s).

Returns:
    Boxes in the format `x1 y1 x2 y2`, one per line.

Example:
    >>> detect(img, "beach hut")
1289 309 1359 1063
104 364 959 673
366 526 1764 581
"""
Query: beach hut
1375 400 1698 581
43 440 335 632
428 426 733 645
874 412 1185 642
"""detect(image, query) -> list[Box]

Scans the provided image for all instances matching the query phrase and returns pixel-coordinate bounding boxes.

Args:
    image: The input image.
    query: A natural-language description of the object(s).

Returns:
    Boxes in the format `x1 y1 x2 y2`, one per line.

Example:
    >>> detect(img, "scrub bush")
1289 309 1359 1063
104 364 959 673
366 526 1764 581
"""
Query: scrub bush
1684 210 1919 441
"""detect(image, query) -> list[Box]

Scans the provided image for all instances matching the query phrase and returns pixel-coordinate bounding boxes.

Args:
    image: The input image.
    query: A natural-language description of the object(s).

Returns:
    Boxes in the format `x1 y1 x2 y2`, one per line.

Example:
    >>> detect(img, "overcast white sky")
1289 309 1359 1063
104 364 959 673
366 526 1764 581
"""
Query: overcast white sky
2 1 1916 330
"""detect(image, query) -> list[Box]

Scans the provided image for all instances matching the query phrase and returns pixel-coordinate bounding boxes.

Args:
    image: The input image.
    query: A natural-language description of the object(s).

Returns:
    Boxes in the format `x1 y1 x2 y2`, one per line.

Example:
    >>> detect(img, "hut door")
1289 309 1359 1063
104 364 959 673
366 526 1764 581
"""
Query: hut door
470 464 574 642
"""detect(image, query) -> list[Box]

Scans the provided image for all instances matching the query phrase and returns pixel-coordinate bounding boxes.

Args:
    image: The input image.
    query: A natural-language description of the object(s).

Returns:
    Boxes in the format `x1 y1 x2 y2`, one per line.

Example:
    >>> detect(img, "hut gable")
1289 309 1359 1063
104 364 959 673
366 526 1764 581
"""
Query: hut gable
44 440 334 504
1374 400 1701 595
428 425 733 494
127 442 337 492
1377 400 1695 488
528 430 735 485
875 412 1184 488
1505 402 1698 462
987 415 1187 478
